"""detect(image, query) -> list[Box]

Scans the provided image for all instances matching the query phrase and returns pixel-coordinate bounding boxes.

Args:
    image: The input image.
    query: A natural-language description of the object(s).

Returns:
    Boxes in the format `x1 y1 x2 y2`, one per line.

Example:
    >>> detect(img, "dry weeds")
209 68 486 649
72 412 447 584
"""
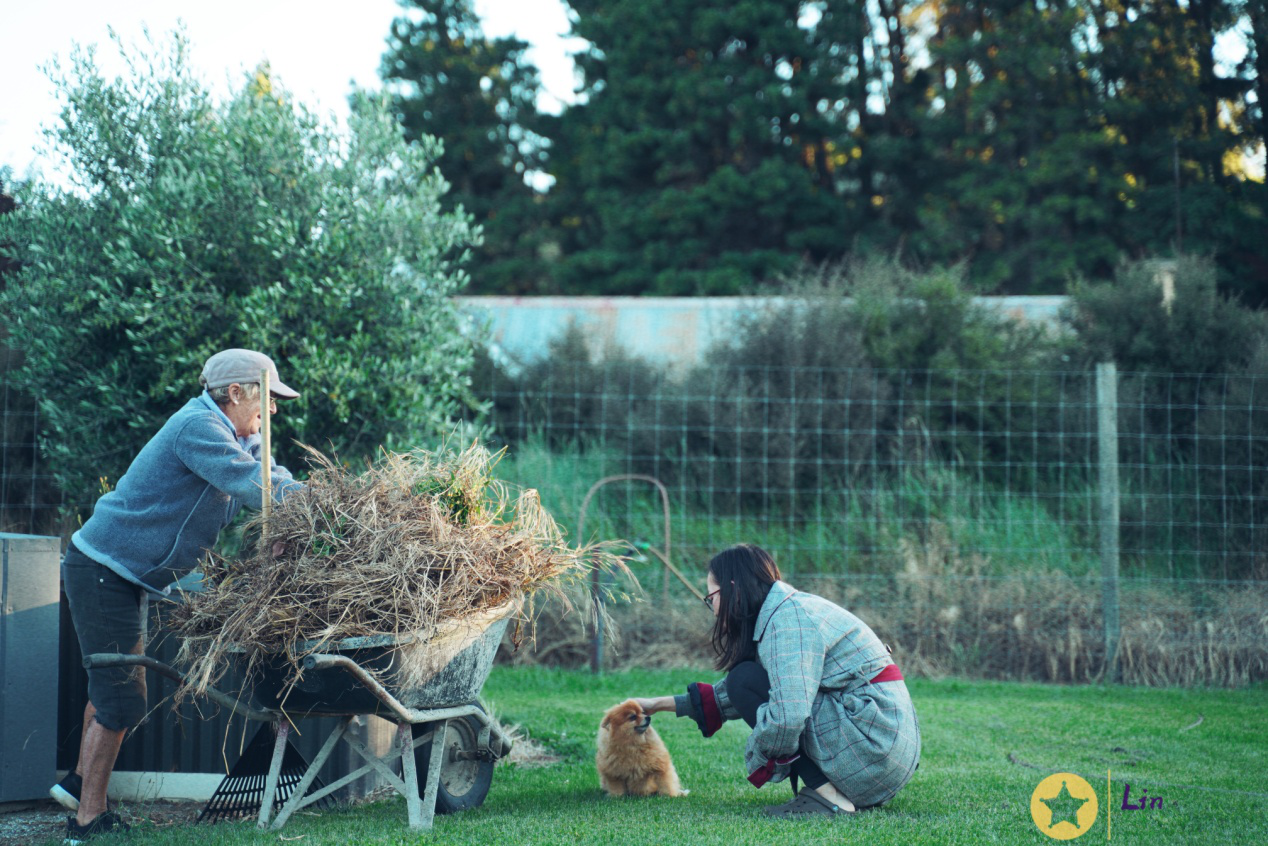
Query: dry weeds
505 522 1268 687
169 442 628 700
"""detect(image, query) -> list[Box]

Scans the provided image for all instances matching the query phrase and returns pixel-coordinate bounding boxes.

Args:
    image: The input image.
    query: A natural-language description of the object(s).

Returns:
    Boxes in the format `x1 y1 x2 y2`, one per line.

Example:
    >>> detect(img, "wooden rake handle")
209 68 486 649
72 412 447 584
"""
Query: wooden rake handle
261 368 272 552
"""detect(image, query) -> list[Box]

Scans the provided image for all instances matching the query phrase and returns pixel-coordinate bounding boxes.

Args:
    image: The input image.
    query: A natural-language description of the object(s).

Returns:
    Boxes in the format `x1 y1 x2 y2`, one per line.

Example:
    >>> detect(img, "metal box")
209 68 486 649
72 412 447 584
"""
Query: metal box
0 533 61 802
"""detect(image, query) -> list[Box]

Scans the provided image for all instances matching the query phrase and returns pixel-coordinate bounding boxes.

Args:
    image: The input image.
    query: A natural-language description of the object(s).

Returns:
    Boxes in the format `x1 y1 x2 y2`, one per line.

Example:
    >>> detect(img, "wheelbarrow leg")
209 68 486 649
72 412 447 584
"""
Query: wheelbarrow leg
267 717 353 831
256 720 289 830
414 721 449 831
398 722 424 829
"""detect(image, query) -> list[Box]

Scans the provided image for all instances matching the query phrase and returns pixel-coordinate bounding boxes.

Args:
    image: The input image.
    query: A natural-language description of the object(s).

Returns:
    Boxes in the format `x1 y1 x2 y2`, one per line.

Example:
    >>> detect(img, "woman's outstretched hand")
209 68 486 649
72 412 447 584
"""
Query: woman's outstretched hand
633 696 676 715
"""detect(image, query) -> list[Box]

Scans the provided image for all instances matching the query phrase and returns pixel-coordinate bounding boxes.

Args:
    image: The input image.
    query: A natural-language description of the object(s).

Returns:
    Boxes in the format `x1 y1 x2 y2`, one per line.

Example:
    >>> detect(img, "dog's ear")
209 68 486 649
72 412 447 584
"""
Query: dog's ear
601 715 611 729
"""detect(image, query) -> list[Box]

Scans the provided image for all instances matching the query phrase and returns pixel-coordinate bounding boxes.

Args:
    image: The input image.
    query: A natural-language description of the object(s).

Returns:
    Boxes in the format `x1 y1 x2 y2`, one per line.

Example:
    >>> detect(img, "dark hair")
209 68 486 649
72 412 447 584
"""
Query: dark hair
708 544 782 671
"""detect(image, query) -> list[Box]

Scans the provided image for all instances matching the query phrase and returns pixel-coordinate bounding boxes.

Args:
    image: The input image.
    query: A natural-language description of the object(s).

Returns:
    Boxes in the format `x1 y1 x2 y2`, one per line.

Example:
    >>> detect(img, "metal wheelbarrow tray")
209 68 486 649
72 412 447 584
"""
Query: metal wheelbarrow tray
83 606 515 832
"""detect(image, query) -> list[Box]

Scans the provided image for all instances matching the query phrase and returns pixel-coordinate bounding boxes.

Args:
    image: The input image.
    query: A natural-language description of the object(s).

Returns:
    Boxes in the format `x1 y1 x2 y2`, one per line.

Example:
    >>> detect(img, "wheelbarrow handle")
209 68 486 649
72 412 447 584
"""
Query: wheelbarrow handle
82 653 275 722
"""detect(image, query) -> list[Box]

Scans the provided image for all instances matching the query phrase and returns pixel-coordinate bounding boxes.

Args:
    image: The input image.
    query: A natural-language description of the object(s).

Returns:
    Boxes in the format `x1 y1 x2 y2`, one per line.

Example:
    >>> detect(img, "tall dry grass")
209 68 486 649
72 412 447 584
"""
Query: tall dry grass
505 523 1268 687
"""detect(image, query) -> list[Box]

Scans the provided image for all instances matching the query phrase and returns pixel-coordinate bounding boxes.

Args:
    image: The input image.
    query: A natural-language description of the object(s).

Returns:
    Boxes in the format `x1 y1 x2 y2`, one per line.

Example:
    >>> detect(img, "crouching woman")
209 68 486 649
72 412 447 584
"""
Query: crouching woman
636 544 920 817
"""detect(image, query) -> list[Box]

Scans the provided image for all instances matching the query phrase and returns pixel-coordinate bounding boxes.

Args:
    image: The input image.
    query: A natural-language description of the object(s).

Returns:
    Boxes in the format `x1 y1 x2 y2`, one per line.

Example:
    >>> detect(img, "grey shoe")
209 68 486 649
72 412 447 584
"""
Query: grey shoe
762 786 854 818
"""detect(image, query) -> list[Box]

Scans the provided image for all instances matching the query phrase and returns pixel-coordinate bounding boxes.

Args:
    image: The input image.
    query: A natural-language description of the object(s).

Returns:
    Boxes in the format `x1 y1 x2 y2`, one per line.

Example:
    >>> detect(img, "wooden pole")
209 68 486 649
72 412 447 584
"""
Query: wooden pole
1096 362 1121 682
260 369 272 552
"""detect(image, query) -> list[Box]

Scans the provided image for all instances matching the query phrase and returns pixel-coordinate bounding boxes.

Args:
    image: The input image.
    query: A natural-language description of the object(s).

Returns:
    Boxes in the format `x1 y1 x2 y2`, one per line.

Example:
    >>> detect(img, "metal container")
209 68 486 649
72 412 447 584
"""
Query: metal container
1 533 61 802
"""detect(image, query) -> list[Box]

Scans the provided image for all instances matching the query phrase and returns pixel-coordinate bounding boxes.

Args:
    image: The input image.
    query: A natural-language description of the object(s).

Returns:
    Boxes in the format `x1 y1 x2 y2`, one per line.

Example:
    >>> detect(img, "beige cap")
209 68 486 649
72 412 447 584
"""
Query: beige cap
199 349 299 399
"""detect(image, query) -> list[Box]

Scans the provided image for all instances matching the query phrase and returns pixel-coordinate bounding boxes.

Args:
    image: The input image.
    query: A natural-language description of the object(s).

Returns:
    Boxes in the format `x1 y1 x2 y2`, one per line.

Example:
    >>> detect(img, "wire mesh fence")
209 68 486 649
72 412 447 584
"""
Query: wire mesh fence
1 345 59 536
476 359 1268 685
479 362 1268 577
4 355 1266 685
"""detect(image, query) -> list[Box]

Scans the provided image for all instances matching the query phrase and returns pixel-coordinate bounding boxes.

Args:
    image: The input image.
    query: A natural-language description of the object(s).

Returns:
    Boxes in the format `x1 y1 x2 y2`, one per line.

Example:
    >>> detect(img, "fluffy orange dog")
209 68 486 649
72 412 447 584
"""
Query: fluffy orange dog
596 699 686 797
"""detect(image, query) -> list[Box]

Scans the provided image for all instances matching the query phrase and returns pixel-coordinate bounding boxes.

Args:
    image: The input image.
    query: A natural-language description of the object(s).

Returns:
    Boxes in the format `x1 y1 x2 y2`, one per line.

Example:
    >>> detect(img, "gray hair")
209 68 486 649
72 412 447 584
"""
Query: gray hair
206 381 262 405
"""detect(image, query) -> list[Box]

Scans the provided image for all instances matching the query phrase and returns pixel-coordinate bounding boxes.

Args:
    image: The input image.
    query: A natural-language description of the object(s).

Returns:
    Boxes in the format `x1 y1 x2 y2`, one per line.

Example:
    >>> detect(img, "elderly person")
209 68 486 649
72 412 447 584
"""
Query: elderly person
52 349 304 843
635 544 920 817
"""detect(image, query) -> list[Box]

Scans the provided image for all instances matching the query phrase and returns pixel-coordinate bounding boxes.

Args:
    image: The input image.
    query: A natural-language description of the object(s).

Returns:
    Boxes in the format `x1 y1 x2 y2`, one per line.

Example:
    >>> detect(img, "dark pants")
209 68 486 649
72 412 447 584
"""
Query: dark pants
62 543 149 731
725 661 828 790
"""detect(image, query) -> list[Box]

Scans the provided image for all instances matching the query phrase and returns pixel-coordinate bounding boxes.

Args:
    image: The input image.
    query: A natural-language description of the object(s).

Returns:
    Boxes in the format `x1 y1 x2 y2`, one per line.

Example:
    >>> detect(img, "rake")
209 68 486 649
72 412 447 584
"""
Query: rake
198 722 335 823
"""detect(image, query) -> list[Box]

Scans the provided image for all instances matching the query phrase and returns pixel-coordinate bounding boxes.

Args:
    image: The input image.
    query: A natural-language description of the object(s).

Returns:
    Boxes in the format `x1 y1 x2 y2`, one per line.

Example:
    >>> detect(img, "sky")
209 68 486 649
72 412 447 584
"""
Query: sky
2 2 1259 185
0 0 582 183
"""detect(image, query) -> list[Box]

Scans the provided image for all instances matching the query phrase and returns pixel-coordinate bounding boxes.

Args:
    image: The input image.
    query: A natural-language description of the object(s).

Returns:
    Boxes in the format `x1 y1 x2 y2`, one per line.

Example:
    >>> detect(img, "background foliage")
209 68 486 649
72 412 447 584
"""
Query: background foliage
0 32 476 507
381 0 549 294
472 256 1268 578
385 0 1267 299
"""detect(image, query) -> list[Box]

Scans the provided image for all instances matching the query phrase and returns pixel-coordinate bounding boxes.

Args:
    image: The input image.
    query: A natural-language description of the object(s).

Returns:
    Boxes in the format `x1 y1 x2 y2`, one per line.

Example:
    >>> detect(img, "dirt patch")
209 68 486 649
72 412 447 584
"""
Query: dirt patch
0 799 203 845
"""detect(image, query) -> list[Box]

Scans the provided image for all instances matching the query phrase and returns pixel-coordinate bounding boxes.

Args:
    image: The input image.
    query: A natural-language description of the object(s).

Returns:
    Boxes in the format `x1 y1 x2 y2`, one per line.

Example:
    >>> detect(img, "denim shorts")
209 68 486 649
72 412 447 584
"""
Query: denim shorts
62 543 149 731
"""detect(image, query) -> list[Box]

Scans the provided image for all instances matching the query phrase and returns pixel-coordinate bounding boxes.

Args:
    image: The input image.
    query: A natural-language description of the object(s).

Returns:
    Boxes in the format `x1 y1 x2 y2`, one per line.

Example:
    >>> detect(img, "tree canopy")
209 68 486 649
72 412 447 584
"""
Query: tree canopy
381 0 549 293
0 32 477 509
380 0 1267 299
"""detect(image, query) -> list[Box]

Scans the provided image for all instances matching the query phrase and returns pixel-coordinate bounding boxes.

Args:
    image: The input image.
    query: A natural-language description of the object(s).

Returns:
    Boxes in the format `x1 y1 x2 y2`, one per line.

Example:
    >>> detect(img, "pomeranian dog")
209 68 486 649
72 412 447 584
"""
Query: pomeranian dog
595 699 687 797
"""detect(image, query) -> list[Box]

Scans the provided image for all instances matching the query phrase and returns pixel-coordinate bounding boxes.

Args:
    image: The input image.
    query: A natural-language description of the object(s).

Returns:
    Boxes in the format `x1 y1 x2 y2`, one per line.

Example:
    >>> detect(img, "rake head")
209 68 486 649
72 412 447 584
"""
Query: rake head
198 723 335 823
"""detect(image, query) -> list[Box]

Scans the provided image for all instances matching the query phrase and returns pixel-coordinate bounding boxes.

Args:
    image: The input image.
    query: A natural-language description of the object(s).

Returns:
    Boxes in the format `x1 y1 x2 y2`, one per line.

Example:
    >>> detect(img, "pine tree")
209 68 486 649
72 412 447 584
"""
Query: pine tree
381 0 548 292
543 0 863 294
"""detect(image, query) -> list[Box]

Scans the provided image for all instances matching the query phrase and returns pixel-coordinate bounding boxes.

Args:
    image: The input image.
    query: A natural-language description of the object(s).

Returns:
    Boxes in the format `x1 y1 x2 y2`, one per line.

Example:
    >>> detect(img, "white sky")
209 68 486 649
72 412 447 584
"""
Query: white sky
0 0 582 183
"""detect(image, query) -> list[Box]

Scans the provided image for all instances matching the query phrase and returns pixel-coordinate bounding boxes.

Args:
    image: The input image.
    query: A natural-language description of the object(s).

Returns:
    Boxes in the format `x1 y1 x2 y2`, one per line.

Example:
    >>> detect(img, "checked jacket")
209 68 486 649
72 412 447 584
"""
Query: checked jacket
693 581 921 808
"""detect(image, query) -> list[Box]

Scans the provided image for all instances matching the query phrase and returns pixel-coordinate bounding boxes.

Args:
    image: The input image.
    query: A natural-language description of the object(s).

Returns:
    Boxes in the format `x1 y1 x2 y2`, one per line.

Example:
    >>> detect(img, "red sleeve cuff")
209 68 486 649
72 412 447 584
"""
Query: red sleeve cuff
687 682 724 737
747 754 800 788
696 683 723 737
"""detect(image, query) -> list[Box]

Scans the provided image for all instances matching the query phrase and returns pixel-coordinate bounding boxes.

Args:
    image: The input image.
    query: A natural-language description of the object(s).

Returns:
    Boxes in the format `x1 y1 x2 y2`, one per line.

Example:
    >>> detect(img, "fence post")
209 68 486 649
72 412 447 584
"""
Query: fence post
591 558 604 675
1096 362 1122 682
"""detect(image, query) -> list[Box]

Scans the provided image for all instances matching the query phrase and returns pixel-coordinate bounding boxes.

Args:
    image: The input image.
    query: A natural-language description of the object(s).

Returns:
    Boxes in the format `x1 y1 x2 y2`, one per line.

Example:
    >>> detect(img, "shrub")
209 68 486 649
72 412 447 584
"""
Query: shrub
663 257 1069 501
1063 256 1266 376
477 321 664 453
1061 257 1268 578
0 31 476 513
473 257 1075 507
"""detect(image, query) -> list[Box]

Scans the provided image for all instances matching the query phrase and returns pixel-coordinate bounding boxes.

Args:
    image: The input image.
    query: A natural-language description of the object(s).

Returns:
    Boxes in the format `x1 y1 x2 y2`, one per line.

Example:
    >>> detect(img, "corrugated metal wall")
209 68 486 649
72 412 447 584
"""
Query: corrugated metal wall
56 592 388 799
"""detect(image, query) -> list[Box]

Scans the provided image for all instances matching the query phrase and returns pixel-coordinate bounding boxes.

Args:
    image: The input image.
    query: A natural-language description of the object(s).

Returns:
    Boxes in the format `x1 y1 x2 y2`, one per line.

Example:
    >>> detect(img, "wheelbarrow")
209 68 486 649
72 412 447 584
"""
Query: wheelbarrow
83 605 515 832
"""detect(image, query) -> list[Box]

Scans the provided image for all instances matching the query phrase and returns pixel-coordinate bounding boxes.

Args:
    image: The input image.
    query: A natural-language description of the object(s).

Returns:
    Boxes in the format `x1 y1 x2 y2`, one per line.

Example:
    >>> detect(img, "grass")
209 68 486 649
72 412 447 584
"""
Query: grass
490 439 1207 579
64 667 1268 845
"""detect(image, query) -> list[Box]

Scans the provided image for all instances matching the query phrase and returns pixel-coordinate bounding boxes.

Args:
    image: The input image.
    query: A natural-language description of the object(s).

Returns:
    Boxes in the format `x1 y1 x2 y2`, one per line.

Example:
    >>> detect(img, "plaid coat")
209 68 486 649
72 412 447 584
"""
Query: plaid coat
697 581 921 807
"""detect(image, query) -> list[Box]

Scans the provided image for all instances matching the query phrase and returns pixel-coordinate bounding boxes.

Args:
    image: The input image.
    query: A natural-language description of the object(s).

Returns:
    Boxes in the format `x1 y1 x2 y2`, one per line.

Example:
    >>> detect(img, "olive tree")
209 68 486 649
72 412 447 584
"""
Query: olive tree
0 32 477 510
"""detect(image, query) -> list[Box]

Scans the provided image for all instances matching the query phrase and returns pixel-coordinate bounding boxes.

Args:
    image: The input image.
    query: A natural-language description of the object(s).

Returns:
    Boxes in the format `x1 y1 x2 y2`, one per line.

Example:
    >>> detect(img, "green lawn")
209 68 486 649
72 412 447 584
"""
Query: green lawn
62 668 1267 845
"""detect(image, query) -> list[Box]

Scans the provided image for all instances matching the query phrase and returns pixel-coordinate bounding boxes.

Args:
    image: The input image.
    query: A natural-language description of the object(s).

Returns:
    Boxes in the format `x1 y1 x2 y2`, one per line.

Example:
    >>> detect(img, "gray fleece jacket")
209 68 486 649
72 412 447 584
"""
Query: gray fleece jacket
72 392 302 597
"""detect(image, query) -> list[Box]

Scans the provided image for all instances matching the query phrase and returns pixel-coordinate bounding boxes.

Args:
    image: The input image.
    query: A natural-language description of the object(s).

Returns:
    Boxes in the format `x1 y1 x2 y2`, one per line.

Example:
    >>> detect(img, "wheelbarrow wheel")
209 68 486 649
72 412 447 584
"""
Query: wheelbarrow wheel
411 703 495 814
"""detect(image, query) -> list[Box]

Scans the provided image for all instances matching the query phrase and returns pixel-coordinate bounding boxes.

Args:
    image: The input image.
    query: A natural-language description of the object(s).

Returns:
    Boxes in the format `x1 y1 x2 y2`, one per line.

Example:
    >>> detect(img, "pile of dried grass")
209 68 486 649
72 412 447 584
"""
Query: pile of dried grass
169 442 627 698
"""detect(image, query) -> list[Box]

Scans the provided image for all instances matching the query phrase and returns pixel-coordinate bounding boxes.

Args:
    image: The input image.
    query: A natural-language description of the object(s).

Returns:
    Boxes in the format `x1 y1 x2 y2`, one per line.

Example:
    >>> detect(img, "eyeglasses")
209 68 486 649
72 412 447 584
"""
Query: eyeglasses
231 386 279 413
702 588 721 609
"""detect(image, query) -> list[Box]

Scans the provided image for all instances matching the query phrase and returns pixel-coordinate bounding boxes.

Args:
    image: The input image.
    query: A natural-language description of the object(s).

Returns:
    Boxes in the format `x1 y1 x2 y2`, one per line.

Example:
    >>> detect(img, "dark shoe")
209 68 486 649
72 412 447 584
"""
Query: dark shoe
50 772 82 812
763 786 854 818
64 811 129 844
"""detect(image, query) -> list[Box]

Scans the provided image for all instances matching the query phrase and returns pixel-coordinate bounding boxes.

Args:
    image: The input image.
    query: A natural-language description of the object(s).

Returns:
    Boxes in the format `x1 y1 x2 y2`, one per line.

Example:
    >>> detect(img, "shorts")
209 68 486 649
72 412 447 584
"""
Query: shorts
62 543 149 731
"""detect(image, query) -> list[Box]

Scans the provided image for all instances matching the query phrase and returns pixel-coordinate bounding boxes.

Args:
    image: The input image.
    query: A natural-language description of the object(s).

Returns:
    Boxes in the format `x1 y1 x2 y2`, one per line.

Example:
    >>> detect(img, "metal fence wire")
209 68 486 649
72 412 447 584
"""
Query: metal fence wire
477 360 1268 686
4 359 1266 686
